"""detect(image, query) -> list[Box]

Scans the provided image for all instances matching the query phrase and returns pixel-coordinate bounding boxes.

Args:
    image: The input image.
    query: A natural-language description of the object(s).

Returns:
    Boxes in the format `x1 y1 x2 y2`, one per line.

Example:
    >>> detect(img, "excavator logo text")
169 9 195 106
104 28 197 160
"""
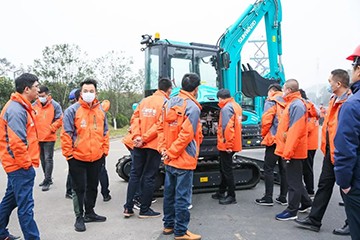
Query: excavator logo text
238 20 257 44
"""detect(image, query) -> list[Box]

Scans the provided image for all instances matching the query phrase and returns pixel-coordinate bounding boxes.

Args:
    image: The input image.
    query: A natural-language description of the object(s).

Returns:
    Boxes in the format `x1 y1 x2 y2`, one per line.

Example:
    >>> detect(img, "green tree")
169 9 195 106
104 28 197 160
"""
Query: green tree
0 77 15 108
32 44 93 109
0 58 15 77
94 51 144 128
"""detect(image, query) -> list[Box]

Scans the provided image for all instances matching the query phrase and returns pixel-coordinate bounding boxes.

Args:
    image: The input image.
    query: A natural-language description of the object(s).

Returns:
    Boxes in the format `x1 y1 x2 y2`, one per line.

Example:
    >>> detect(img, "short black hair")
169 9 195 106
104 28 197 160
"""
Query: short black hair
181 73 200 92
158 78 172 92
15 73 39 93
80 78 98 90
331 69 350 88
268 83 282 92
75 89 81 101
39 86 49 94
217 88 231 99
299 89 308 100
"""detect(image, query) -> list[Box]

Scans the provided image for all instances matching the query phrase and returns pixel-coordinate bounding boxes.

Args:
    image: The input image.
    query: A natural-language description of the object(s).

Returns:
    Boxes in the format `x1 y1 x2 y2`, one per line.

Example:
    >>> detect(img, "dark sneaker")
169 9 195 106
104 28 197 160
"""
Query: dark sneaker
0 234 21 240
151 197 157 204
333 223 350 235
211 192 225 200
219 195 237 205
74 216 86 232
275 196 288 206
65 193 72 199
255 196 274 206
84 213 106 222
42 182 50 191
39 179 53 187
123 208 134 218
295 217 320 232
163 227 174 235
339 201 345 206
139 208 161 219
103 194 112 202
275 210 297 221
298 204 312 213
133 198 141 210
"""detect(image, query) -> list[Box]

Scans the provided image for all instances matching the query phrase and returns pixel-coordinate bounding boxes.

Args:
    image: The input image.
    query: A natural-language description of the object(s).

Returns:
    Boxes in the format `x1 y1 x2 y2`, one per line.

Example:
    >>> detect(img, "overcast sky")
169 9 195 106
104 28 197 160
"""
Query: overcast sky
2 0 360 89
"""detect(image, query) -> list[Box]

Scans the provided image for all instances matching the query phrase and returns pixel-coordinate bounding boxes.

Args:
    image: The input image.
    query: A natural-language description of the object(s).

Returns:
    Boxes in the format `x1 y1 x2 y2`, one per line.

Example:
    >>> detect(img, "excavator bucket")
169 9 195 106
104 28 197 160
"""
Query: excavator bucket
242 66 280 97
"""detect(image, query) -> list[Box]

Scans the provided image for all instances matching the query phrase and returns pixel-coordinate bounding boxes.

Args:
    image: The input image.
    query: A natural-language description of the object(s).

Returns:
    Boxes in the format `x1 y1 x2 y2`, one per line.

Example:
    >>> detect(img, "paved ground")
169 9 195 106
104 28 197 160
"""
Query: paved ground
0 138 350 240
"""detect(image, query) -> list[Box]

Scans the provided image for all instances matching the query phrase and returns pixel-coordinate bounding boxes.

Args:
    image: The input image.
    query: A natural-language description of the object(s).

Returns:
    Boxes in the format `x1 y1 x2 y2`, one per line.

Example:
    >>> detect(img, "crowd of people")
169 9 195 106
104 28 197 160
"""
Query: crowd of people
0 45 359 240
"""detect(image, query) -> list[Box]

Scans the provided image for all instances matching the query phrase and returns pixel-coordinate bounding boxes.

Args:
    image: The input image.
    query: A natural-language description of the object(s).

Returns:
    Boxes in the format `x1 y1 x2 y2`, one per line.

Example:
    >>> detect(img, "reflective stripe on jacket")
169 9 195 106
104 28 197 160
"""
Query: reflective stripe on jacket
305 100 320 150
0 92 40 173
261 91 285 146
60 98 109 161
158 90 203 170
275 91 308 160
33 96 63 142
131 90 169 151
217 98 242 152
321 90 351 164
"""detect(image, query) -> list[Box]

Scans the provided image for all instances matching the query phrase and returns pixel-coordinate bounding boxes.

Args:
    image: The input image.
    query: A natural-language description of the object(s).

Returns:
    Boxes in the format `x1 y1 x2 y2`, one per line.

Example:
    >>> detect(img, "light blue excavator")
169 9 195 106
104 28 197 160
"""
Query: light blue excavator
117 0 285 194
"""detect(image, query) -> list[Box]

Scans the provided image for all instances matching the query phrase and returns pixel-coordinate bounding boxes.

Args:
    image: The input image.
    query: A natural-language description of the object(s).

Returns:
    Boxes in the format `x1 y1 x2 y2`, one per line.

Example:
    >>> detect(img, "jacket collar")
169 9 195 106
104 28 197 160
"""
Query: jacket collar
78 97 100 109
283 91 301 103
35 96 53 107
218 97 234 108
153 90 170 99
10 92 33 112
179 90 202 110
350 80 360 94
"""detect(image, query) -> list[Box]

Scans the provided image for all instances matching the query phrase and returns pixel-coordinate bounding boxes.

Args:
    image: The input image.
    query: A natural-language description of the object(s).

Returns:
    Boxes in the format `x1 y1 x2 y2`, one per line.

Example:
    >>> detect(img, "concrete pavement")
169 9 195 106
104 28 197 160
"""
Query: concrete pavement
0 138 350 240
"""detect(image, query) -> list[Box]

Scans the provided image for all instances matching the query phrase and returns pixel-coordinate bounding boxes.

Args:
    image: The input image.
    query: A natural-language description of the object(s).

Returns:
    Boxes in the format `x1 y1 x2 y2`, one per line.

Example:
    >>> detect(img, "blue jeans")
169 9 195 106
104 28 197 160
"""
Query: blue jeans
0 167 40 240
39 141 55 182
163 165 193 237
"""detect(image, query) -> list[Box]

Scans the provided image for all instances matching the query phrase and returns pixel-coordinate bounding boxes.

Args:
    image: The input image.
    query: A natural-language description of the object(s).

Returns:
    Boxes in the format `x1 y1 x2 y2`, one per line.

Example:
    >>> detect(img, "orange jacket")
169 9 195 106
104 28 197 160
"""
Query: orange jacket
217 97 242 152
305 100 320 150
131 90 169 151
0 93 40 173
101 100 110 112
60 98 109 162
158 90 203 170
261 91 285 146
275 91 308 160
321 90 351 164
33 96 63 142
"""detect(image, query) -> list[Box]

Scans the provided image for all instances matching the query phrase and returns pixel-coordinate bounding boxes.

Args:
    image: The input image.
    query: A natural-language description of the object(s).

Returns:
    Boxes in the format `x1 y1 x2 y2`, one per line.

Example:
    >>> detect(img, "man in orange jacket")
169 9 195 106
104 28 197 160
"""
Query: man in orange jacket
255 83 288 206
158 73 202 240
295 70 351 234
299 89 320 198
33 86 63 191
275 79 312 221
211 89 242 205
0 73 41 240
61 78 109 232
123 78 172 219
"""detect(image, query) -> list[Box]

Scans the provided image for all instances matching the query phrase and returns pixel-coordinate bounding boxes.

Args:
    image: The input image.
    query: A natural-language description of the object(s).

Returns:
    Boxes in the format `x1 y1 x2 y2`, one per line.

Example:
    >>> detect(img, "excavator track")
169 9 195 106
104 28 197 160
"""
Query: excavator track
116 154 261 197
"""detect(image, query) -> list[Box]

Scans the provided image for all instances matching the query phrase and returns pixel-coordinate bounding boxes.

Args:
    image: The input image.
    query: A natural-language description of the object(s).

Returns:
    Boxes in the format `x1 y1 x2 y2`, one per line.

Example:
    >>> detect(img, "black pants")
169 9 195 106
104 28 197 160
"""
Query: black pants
286 159 312 215
99 159 110 197
308 145 334 226
342 188 360 240
218 151 236 197
124 148 161 213
68 156 104 217
66 171 72 195
303 150 316 195
263 144 288 198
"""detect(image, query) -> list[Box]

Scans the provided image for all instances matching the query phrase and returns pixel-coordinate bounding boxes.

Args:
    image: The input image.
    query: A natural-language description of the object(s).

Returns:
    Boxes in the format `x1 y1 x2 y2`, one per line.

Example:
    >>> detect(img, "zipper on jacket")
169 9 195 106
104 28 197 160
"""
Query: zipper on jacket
93 115 97 130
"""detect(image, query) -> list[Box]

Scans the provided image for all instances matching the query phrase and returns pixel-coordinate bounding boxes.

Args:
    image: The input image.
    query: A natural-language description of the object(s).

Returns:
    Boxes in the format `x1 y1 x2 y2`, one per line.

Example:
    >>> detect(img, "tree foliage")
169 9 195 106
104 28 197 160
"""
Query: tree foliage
32 44 93 109
0 77 15 108
0 58 15 78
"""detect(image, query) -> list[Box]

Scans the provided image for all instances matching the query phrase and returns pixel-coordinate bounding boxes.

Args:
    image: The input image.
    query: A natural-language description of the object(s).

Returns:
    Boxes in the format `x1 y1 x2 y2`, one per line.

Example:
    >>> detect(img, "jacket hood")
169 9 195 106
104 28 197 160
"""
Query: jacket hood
179 90 202 110
10 92 33 111
218 97 234 108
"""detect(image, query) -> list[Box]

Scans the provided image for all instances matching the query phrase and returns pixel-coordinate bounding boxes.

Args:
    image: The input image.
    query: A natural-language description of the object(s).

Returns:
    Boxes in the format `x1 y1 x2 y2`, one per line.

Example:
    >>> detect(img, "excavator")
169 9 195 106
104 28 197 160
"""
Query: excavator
116 0 284 195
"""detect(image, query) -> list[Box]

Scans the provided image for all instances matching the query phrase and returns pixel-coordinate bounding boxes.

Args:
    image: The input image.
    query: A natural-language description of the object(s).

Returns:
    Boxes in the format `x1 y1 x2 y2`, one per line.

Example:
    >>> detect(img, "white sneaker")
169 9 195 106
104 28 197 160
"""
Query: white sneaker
188 204 193 210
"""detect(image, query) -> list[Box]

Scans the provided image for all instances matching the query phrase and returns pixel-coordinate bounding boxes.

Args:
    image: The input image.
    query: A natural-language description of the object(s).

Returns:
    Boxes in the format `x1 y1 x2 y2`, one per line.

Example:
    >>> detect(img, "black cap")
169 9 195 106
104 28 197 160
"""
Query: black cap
268 83 282 92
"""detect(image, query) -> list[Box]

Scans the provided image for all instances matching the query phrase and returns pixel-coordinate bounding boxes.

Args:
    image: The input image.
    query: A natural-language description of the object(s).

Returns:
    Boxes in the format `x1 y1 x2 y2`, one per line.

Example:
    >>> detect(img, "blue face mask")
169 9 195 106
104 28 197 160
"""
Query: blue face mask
326 84 333 93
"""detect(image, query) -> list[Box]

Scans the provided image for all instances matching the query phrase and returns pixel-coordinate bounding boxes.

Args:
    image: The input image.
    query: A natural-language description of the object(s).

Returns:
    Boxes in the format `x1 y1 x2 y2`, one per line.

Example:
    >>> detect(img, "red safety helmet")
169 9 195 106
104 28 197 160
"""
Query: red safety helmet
346 45 360 61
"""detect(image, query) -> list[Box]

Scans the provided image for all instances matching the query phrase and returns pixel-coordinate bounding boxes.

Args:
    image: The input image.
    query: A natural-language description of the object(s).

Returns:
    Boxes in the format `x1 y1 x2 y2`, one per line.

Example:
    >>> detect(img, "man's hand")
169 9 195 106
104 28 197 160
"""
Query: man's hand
161 150 169 161
133 136 143 148
342 187 351 194
226 149 232 153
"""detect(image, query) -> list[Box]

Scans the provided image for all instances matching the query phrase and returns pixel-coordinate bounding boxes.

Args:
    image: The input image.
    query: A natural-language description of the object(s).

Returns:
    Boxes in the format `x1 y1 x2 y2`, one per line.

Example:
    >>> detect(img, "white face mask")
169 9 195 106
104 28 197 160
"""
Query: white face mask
82 92 96 103
39 97 47 103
